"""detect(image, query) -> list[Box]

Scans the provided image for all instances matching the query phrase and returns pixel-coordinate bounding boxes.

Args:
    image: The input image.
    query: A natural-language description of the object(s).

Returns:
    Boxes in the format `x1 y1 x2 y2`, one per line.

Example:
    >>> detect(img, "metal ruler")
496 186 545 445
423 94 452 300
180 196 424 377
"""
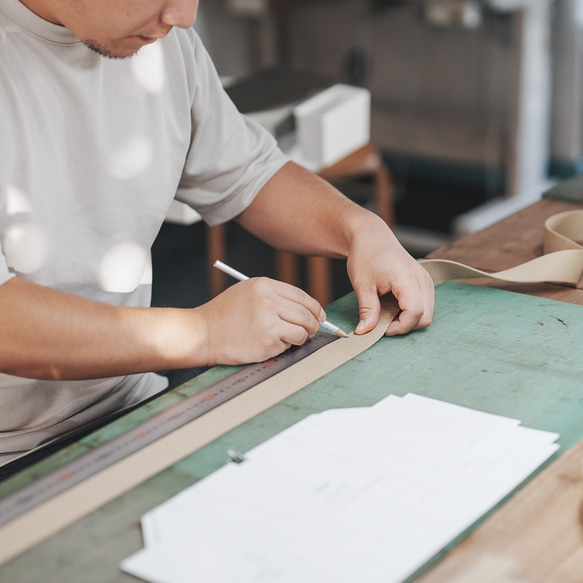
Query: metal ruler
0 332 338 528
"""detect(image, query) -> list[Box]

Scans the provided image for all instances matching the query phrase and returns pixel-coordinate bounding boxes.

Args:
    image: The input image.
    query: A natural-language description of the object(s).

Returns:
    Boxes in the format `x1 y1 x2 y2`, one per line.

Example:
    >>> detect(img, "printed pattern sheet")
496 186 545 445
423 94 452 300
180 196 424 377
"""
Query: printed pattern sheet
121 394 559 583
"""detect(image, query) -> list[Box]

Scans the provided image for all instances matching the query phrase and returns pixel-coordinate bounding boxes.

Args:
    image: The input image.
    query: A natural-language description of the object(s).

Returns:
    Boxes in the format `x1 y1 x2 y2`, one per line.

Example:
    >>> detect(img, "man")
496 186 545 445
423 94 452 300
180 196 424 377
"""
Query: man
0 0 434 470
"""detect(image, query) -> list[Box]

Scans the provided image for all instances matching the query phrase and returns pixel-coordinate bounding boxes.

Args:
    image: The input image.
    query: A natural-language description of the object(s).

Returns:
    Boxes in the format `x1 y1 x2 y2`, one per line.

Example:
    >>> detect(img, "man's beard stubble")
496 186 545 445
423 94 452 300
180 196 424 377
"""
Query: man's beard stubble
82 39 138 60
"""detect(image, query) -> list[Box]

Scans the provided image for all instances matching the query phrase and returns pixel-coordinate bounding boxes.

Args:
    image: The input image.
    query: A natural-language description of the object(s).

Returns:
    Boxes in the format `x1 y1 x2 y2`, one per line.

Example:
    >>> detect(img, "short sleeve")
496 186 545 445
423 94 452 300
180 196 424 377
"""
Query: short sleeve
175 33 289 227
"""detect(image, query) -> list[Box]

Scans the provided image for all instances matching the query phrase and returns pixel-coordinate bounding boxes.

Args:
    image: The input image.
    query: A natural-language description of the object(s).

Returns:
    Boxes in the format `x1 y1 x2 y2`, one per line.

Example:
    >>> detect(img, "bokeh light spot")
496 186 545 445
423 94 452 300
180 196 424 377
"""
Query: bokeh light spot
108 135 153 180
6 185 31 216
4 223 49 273
131 43 166 94
98 241 150 293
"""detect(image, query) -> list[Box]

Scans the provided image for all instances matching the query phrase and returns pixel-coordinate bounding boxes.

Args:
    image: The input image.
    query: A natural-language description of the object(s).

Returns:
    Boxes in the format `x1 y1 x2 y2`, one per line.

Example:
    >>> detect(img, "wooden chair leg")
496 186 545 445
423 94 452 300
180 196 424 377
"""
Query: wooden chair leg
374 164 395 229
307 255 332 307
206 224 226 298
275 250 300 286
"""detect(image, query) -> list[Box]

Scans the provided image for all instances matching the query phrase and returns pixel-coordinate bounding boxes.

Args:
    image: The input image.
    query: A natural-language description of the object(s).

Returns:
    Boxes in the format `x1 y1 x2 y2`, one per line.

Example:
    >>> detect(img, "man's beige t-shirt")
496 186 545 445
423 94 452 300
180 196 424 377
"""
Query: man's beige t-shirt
0 0 288 465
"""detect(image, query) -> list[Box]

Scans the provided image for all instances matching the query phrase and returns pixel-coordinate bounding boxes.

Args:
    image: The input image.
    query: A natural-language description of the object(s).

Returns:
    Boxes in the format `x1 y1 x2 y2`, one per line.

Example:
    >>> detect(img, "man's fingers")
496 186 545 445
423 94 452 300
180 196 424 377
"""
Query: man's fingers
385 306 424 336
248 278 324 346
385 276 434 336
265 279 324 323
277 302 321 340
354 289 381 335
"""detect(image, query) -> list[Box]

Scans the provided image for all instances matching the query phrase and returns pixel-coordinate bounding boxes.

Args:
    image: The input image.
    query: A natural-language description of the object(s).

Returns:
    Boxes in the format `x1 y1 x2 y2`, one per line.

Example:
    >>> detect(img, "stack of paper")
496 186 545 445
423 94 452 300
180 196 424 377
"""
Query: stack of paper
121 394 559 583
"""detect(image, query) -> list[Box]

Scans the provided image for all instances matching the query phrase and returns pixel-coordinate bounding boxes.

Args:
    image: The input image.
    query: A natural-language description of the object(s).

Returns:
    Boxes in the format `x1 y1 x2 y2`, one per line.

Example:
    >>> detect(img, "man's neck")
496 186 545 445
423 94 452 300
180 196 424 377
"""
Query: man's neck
17 0 62 25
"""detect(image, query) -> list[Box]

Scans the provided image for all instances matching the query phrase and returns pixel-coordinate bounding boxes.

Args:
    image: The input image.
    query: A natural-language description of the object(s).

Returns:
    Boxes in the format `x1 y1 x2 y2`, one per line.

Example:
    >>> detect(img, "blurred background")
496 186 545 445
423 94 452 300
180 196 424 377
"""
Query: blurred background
152 0 583 308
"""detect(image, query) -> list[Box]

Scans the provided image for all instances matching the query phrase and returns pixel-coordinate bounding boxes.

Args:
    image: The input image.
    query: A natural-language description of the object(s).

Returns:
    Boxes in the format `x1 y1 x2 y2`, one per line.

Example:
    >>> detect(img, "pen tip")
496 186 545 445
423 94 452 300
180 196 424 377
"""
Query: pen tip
337 329 349 338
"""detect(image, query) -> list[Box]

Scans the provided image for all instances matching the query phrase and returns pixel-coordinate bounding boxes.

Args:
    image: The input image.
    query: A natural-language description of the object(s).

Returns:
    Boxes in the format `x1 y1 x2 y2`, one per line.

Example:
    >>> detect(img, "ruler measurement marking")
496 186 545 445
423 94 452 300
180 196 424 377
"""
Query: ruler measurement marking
0 333 337 527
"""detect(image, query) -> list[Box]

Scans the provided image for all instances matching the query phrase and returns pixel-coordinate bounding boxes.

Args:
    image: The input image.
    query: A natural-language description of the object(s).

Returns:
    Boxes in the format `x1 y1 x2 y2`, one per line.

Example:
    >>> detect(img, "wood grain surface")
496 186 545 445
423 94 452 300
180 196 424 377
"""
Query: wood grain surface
416 436 583 583
419 198 583 583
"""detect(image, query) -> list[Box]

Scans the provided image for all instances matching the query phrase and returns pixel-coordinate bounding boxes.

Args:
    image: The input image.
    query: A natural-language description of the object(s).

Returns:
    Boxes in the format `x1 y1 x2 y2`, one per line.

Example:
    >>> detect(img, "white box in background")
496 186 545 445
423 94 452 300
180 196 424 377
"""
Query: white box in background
293 84 371 168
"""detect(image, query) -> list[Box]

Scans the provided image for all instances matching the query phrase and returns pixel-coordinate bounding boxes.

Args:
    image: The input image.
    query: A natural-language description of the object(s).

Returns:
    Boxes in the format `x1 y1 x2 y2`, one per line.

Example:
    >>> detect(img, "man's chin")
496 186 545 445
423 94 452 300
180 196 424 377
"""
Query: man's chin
82 38 145 60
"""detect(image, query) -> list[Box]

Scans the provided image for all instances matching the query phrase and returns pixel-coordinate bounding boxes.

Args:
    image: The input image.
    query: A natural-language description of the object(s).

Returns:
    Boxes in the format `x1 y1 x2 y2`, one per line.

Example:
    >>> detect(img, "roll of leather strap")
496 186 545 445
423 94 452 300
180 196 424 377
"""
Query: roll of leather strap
419 210 583 287
544 210 583 253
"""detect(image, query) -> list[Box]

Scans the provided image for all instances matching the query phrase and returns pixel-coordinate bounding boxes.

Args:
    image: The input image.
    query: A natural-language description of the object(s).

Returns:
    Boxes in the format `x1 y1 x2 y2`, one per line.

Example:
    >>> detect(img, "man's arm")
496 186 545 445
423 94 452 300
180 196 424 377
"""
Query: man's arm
236 161 435 336
0 274 325 380
0 277 204 380
0 161 432 381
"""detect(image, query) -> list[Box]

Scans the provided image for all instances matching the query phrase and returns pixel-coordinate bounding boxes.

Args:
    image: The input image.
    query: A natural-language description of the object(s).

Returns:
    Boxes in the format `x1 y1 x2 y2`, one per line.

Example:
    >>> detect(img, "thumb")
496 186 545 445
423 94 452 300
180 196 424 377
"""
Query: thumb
354 289 381 335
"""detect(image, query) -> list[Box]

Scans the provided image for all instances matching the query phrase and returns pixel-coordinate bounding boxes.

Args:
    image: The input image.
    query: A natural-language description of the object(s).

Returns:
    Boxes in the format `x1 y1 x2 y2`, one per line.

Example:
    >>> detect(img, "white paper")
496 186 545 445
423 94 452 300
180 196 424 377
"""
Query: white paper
121 393 559 583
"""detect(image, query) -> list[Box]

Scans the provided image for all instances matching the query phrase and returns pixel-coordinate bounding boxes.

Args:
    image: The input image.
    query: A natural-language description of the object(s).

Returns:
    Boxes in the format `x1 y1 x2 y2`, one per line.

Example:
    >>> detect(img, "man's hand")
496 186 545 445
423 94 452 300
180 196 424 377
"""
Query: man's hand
236 160 435 340
346 215 434 337
193 277 325 366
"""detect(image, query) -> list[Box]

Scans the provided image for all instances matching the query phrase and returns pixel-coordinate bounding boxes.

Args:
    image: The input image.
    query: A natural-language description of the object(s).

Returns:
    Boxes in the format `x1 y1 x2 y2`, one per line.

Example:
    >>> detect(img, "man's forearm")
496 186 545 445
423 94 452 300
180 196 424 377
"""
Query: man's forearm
236 161 389 260
0 278 206 380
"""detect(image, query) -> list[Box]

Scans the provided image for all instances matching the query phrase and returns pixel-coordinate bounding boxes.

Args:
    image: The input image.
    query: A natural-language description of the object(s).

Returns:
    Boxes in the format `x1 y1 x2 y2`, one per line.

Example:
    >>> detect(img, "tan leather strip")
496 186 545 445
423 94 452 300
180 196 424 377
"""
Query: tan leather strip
420 210 583 286
0 296 400 566
419 250 583 287
544 210 583 252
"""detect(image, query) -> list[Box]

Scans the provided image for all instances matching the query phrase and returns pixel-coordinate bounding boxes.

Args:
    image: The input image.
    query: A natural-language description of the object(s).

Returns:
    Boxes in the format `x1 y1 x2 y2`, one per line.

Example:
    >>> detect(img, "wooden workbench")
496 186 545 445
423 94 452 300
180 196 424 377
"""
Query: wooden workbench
416 192 583 583
1 187 583 582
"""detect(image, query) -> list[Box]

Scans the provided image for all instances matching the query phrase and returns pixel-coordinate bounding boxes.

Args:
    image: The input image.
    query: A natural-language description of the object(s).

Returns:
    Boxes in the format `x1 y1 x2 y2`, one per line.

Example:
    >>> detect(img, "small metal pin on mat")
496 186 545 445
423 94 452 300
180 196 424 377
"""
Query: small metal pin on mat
227 448 246 464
